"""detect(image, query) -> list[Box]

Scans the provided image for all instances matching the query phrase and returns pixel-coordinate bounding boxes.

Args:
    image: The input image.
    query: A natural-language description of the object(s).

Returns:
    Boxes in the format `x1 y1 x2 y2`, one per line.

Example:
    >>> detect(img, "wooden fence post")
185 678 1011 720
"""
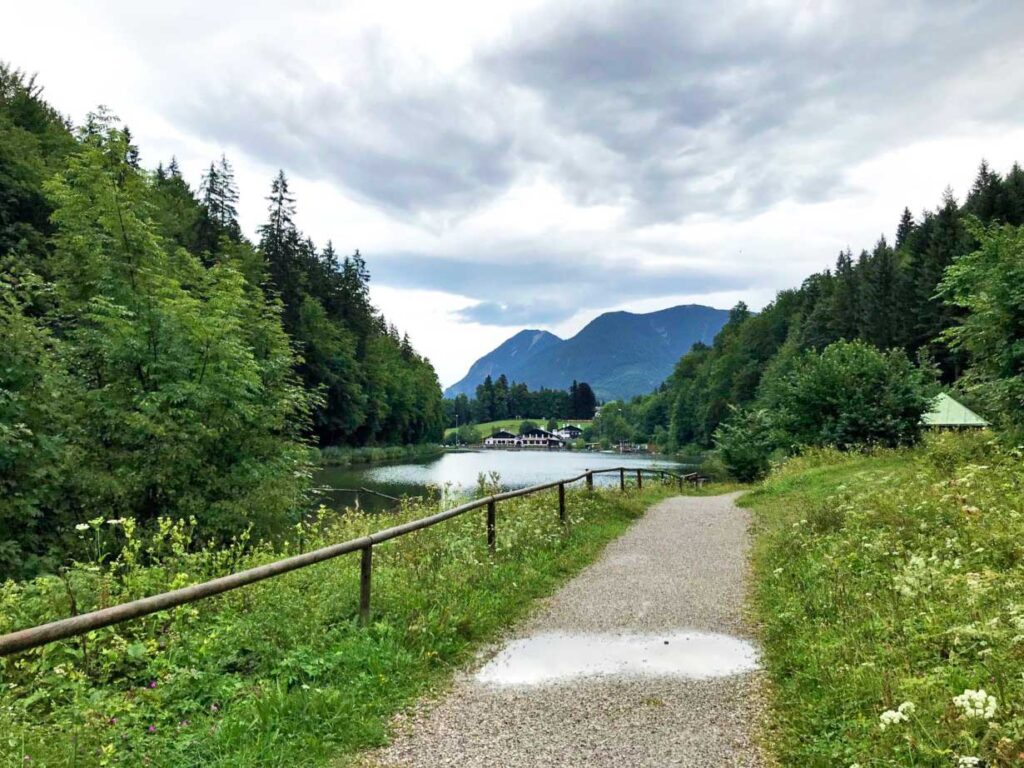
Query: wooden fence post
487 499 496 555
677 474 683 491
586 471 594 491
359 545 373 625
558 482 566 524
636 469 642 489
619 467 625 492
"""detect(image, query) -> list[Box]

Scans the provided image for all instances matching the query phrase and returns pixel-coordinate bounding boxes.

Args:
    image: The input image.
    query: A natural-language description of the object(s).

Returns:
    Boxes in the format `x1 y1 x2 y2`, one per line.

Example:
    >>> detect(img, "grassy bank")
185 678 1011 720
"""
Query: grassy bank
317 443 445 467
744 432 1024 767
0 482 677 766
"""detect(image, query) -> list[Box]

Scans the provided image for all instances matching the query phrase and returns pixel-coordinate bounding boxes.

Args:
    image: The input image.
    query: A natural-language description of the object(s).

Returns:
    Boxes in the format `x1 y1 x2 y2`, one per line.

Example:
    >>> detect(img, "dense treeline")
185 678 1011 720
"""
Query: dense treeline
445 376 597 426
601 160 1024 462
0 65 443 576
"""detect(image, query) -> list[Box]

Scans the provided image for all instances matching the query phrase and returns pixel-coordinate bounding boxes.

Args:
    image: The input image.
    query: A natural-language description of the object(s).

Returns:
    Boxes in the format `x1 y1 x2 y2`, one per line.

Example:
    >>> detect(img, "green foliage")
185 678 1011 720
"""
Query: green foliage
939 220 1024 438
457 377 599 425
517 419 538 435
759 340 934 450
43 117 312 540
0 277 69 575
712 407 779 482
257 173 445 447
0 485 673 766
746 432 1024 767
0 69 448 575
317 443 444 467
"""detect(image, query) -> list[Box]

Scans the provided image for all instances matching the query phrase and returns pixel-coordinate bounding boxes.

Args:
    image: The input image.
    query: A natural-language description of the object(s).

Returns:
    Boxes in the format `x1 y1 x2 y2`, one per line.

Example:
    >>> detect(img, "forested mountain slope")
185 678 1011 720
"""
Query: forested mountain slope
446 304 729 401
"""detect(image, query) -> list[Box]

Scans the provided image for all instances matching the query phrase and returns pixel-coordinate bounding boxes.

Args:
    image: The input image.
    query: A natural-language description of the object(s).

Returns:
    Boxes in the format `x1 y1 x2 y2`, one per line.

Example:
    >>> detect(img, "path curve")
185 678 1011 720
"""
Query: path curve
369 493 764 767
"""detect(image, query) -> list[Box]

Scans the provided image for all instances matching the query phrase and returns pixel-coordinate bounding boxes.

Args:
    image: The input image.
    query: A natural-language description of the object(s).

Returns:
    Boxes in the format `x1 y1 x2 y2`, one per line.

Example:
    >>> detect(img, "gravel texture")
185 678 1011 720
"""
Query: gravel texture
367 492 765 767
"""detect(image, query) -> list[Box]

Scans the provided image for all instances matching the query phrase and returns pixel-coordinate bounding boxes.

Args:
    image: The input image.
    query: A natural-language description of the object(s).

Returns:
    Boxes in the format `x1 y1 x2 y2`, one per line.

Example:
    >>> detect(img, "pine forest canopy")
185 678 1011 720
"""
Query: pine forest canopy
445 378 598 427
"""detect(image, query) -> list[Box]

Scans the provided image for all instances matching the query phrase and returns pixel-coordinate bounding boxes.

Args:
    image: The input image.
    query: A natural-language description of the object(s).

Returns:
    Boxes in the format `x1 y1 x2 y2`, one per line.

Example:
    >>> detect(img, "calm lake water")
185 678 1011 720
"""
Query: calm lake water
316 450 693 513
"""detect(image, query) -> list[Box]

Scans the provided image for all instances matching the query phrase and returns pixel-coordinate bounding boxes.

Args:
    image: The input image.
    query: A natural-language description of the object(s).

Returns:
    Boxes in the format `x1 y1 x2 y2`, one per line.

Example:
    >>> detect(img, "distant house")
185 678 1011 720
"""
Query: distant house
483 430 519 448
555 424 584 441
922 393 989 429
519 427 565 449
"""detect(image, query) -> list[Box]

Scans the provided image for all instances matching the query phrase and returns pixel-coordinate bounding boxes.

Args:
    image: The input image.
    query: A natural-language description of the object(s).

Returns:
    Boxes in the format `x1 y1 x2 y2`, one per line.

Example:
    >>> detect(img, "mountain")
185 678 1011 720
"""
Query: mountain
444 304 730 401
444 329 562 396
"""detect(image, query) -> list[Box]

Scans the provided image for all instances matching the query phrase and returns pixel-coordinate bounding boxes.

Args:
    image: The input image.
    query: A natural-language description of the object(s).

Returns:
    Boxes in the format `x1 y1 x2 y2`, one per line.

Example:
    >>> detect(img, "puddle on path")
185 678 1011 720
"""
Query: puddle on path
476 630 758 686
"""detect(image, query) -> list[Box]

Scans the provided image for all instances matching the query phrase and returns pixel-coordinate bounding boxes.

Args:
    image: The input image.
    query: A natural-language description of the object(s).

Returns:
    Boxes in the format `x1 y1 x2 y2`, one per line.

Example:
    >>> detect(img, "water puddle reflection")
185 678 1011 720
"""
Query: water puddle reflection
476 630 758 686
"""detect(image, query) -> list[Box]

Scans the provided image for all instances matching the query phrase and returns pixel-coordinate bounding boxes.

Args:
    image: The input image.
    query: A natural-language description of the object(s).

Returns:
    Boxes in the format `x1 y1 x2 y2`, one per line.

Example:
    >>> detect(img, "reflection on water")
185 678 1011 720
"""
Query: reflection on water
476 630 759 686
315 450 692 513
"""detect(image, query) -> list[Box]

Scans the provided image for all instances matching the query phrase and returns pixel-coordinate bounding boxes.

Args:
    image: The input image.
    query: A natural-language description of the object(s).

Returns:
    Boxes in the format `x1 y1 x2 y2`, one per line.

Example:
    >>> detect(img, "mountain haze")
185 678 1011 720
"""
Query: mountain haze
445 304 729 401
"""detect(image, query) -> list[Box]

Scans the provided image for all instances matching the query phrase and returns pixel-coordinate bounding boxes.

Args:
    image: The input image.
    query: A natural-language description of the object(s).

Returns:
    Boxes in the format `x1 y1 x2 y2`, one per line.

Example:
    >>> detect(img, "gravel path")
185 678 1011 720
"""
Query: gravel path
367 493 765 767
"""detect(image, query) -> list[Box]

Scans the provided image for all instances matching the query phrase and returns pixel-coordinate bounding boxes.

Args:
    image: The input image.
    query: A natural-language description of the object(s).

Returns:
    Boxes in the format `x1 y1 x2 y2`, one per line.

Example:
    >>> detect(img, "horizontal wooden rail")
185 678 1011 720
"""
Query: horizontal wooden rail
0 466 700 657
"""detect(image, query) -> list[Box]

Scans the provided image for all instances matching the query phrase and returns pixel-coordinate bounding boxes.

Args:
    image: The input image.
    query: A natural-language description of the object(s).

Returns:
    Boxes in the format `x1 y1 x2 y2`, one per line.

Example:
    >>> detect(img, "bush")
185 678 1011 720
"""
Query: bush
713 407 779 481
761 339 934 450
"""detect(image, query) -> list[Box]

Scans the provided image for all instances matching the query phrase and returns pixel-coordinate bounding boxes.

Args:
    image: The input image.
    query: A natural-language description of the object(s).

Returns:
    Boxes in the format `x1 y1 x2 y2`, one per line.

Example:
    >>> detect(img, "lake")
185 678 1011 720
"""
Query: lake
315 449 694 513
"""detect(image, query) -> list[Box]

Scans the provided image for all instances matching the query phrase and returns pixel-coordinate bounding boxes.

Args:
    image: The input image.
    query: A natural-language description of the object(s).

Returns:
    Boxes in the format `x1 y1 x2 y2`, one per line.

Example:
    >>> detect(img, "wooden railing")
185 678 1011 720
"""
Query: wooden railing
0 467 701 657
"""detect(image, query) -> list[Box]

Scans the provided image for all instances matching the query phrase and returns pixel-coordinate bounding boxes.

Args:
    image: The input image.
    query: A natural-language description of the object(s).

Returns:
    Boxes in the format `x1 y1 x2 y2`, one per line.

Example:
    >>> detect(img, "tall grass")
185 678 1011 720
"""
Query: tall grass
745 432 1024 767
0 483 676 766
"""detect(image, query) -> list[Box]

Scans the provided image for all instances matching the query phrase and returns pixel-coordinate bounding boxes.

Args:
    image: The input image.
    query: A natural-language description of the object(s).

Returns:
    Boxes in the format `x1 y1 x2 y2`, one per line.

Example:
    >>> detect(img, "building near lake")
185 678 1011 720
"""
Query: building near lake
520 427 565 448
554 424 584 441
483 430 519 448
483 427 565 449
922 392 989 429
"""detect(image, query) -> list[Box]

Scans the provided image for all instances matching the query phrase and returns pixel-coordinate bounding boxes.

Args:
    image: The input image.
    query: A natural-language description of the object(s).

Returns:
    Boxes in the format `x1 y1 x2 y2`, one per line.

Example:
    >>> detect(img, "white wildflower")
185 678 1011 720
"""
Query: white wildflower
879 701 915 730
75 523 90 531
957 757 981 768
879 709 907 729
953 689 997 720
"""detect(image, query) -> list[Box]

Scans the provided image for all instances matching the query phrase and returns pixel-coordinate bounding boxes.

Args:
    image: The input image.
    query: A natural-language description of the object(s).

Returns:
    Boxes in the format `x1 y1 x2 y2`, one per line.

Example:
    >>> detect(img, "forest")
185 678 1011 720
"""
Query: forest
0 65 444 577
444 377 598 427
597 159 1024 470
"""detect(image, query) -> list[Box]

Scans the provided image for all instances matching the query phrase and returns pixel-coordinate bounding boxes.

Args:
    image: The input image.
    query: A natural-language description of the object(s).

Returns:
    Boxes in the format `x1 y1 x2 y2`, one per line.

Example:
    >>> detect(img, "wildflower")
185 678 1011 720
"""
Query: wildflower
75 523 90 531
147 725 156 733
105 518 125 525
954 689 997 720
880 701 915 729
148 680 157 689
210 703 220 712
957 758 981 768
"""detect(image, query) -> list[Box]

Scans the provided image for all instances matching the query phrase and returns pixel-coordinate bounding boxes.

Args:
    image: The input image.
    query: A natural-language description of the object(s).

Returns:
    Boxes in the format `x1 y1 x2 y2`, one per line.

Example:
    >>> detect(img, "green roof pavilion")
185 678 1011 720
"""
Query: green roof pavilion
922 392 989 428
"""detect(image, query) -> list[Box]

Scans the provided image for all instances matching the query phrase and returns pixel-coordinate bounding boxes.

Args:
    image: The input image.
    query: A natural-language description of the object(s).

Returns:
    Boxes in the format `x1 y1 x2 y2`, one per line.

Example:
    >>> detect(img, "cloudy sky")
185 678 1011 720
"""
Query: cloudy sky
5 0 1024 385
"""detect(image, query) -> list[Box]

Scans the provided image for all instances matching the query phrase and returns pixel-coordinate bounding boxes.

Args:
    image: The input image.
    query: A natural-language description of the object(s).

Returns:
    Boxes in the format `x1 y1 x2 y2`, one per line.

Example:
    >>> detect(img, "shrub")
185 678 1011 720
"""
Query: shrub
713 407 779 481
760 339 935 450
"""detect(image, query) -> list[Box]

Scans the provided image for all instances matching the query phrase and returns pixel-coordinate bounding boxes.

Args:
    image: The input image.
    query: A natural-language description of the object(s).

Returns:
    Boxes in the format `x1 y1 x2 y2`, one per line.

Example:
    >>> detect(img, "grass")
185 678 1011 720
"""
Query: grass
743 432 1024 767
443 419 593 441
0 479 678 767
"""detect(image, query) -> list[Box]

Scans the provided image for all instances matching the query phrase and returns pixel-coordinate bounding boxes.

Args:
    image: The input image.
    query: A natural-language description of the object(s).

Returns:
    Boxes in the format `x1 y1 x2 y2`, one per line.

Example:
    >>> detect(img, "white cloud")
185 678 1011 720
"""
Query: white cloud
4 0 1024 387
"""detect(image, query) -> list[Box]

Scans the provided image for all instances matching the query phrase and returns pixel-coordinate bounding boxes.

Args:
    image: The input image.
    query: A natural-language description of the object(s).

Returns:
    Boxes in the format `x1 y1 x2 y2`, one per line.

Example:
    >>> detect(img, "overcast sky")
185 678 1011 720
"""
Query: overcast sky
5 0 1024 386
